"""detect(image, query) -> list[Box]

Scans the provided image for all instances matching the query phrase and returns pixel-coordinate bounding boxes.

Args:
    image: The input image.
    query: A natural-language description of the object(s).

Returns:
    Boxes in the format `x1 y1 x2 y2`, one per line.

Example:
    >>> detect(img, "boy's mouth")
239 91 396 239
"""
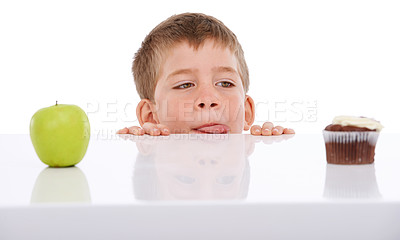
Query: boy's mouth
192 123 230 134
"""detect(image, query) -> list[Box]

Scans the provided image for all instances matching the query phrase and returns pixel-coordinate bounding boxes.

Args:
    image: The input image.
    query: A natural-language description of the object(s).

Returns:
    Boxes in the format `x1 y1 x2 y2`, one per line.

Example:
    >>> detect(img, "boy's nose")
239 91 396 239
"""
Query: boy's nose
195 85 221 110
197 101 218 109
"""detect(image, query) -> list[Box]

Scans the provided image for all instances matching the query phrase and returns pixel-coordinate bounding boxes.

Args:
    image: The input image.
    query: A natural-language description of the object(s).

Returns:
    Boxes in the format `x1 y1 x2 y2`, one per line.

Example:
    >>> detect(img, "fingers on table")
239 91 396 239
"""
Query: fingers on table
250 125 262 135
116 123 170 136
272 126 284 135
283 128 295 134
261 122 274 136
142 123 170 136
128 126 145 135
116 127 129 134
262 122 285 135
251 122 295 136
116 126 144 135
157 124 170 135
251 123 276 136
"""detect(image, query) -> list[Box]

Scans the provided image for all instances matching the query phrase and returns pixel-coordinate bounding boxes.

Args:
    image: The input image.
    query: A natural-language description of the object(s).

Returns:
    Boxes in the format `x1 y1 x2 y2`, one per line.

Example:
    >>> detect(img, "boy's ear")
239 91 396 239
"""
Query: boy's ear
243 95 255 131
136 99 159 126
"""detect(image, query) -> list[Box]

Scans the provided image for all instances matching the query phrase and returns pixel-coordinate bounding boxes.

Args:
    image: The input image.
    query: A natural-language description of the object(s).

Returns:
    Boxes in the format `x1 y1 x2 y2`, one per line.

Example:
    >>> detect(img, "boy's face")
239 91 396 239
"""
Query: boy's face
150 39 254 134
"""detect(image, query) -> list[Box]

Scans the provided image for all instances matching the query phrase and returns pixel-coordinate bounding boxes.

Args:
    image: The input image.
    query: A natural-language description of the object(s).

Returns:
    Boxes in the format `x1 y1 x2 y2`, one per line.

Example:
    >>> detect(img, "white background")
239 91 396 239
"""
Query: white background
1 0 399 135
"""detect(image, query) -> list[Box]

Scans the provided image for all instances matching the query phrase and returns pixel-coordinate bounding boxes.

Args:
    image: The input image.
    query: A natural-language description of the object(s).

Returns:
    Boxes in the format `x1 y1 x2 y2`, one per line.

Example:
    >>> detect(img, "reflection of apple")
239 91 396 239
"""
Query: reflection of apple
31 167 91 203
30 102 90 167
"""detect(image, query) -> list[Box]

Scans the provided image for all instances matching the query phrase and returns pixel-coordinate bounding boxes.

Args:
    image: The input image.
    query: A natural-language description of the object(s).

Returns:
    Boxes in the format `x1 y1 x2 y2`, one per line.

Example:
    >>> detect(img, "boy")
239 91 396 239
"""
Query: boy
117 13 294 136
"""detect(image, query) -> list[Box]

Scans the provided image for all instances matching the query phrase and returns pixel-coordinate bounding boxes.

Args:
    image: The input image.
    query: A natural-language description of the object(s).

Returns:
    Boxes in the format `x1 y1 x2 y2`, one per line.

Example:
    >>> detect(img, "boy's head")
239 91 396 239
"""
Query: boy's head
133 13 255 134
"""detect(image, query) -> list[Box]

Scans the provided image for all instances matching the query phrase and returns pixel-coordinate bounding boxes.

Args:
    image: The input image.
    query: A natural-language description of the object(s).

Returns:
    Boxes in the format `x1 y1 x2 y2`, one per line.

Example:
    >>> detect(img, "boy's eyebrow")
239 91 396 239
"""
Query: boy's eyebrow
166 66 239 81
212 66 238 75
167 69 194 80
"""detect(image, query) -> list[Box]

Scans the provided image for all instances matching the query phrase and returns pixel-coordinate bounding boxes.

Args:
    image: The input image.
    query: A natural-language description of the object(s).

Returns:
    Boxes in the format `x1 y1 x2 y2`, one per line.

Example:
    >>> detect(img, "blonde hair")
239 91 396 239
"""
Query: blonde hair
132 13 249 101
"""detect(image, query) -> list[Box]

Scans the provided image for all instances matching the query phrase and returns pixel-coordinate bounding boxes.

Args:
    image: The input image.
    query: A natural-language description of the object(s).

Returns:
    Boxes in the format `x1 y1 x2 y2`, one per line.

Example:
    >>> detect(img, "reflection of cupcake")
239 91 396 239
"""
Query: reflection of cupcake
323 116 383 164
323 164 381 199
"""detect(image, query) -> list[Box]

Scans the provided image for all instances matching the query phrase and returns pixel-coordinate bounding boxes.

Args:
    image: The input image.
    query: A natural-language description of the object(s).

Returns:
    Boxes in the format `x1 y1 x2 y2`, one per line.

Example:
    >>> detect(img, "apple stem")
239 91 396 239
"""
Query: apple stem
56 101 58 106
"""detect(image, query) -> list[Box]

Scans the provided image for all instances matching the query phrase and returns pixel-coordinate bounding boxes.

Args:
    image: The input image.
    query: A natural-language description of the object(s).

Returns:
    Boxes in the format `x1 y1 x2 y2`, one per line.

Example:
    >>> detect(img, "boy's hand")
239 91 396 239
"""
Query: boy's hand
116 123 170 136
250 122 295 136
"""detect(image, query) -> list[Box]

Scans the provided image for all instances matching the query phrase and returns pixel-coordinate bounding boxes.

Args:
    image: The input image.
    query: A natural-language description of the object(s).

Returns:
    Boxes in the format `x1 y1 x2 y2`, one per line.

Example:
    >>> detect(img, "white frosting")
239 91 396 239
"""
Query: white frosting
332 116 383 132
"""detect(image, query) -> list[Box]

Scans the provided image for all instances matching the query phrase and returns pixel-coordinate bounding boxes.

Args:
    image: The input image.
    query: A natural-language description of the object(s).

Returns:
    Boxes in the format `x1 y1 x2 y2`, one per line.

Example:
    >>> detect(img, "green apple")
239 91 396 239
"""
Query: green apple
30 102 90 167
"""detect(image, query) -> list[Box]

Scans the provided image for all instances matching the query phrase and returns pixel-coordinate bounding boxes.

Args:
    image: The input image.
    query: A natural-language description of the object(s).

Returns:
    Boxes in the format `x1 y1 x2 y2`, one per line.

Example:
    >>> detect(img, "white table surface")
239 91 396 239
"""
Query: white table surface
1 133 399 240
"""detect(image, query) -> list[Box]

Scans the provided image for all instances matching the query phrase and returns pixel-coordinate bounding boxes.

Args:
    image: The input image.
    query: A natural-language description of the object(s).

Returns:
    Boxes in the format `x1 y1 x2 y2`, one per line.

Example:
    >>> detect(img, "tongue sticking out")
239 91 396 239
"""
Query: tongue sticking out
195 124 230 134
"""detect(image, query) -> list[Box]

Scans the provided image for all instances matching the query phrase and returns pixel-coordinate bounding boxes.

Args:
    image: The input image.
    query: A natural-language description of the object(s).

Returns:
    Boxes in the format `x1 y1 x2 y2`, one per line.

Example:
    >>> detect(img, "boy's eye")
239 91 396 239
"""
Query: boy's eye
174 83 195 89
216 81 234 87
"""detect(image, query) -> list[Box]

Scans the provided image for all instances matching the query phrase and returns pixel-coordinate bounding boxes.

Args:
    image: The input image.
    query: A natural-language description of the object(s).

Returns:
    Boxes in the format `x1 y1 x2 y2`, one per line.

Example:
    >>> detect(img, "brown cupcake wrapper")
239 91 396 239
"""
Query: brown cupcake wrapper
322 130 380 164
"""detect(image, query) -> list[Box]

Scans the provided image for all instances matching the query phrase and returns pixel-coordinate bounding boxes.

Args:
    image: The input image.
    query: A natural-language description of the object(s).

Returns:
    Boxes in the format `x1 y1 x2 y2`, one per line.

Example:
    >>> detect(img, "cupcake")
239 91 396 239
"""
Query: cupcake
323 116 383 164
